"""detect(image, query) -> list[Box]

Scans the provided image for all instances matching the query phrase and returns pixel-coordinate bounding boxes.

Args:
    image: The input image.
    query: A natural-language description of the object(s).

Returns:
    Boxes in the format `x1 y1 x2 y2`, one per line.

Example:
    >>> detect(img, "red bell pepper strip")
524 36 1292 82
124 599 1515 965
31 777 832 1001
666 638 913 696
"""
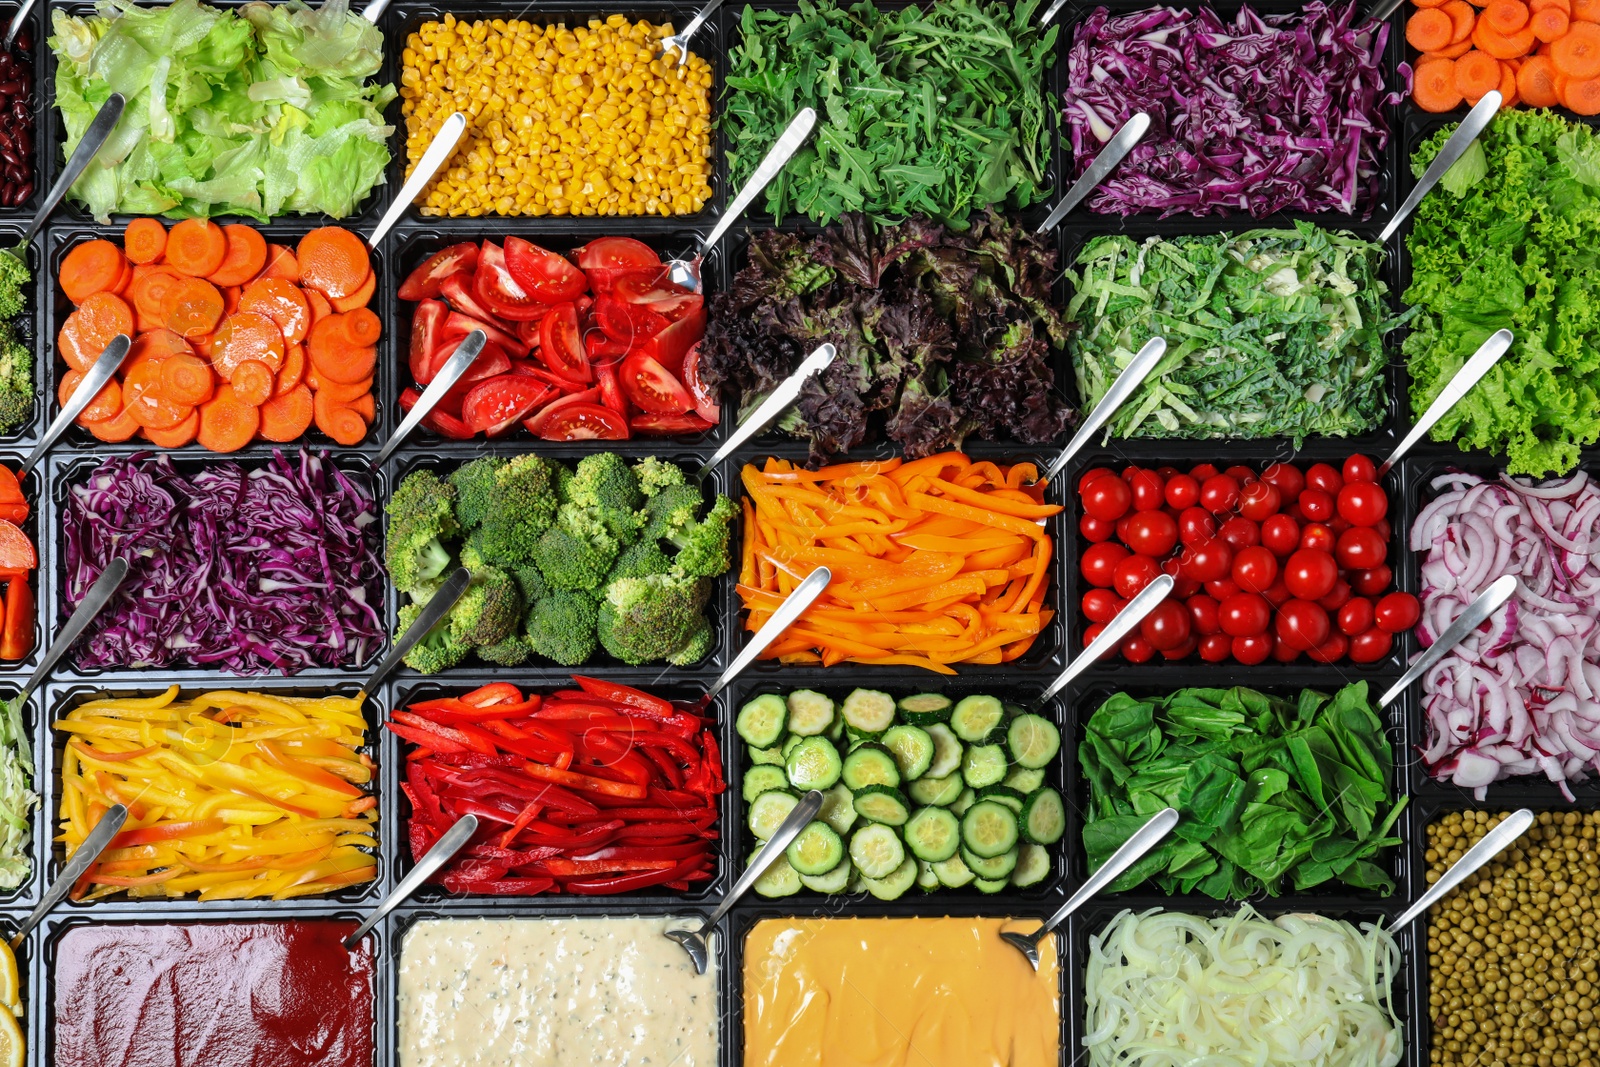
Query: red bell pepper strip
570 676 676 718
562 854 707 894
499 800 543 849
444 875 556 895
522 761 647 800
388 723 471 754
572 842 709 862
535 857 678 876
642 746 684 788
461 682 525 707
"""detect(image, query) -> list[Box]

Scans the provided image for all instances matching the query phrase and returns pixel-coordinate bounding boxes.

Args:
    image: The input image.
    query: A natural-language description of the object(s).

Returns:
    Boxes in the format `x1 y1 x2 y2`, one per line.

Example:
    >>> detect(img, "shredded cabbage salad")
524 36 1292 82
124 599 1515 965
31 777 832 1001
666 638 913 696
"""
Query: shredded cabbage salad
0 696 34 890
50 0 394 221
1085 906 1403 1067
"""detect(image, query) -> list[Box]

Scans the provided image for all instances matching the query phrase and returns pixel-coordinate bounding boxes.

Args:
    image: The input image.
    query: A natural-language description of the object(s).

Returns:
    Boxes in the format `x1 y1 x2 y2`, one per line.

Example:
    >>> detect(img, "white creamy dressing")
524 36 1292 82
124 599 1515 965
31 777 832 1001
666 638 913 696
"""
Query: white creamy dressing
399 916 718 1067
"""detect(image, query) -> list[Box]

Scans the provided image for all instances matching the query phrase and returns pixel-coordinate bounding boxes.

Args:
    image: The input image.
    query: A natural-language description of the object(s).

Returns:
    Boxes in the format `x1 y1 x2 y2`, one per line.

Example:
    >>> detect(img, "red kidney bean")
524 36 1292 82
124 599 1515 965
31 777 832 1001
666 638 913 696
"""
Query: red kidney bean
0 43 32 206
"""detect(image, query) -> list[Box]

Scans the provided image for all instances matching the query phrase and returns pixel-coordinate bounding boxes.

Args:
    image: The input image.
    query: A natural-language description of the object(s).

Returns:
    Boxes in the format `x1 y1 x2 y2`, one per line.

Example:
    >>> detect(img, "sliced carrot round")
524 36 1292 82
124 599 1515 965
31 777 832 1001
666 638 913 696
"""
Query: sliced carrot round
342 307 382 347
122 358 192 431
1571 0 1599 18
87 406 140 443
1532 0 1571 12
1442 0 1478 41
329 270 376 313
297 228 370 300
1484 0 1531 30
1532 5 1570 37
1428 38 1477 56
57 293 134 374
1410 8 1456 49
213 311 286 380
128 329 193 371
259 383 314 443
130 266 182 321
158 353 216 407
1457 48 1506 96
1563 72 1600 110
238 278 310 344
314 375 373 403
313 389 367 446
60 240 128 304
307 314 376 385
142 408 200 448
1517 52 1562 101
197 383 260 453
258 244 300 284
1552 20 1600 75
1416 56 1465 111
230 359 275 406
165 278 225 339
59 369 121 424
123 219 167 265
207 224 268 288
275 343 306 396
166 219 228 278
1474 17 1537 56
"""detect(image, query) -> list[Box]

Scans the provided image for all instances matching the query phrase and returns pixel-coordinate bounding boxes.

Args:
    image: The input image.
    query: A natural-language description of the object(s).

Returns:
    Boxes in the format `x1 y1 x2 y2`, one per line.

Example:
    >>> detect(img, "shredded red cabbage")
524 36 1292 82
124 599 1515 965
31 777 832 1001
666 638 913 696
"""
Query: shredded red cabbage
1063 2 1398 217
63 450 384 675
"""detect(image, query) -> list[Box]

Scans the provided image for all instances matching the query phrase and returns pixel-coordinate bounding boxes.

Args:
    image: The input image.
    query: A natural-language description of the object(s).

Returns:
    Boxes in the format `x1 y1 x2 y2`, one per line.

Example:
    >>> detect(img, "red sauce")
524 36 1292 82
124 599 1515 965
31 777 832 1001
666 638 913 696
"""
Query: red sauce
54 921 374 1067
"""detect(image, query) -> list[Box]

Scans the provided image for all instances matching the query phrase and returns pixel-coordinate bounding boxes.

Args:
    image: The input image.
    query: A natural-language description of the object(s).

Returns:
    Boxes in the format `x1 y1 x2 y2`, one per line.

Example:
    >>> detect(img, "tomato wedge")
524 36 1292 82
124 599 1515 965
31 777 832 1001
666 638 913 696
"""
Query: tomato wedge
682 343 721 425
523 387 601 435
596 362 626 413
442 311 528 358
613 269 700 315
573 237 660 291
538 303 593 383
620 351 694 415
505 237 587 303
462 375 555 436
398 242 480 301
473 241 552 322
639 302 706 377
631 412 716 435
409 299 447 385
594 294 668 344
538 402 631 441
400 388 475 438
0 521 37 571
433 342 512 415
440 272 501 324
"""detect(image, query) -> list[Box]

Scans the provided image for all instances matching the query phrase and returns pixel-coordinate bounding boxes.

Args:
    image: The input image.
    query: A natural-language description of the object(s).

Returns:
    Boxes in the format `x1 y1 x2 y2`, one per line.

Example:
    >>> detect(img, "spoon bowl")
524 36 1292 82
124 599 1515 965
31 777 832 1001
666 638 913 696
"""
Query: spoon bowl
659 0 723 66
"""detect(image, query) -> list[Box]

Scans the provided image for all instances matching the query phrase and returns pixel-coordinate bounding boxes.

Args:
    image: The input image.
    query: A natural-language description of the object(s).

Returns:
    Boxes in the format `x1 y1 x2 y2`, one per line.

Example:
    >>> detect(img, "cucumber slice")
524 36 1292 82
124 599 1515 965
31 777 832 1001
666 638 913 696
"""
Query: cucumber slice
976 784 1027 811
748 743 786 767
961 743 1008 789
841 688 896 735
862 855 917 900
951 787 977 816
782 734 804 759
1003 766 1046 794
950 694 1004 742
851 785 911 826
1007 713 1061 769
786 689 836 736
961 799 1020 858
974 876 1010 894
1021 787 1066 845
841 743 900 791
961 845 1019 880
1011 842 1051 888
786 820 845 876
818 781 858 836
916 858 940 891
799 858 853 893
881 724 934 781
748 789 799 840
897 693 953 725
736 693 787 747
932 852 976 888
924 723 963 779
743 765 789 803
903 806 960 862
848 822 905 879
751 848 802 897
827 715 846 743
785 735 842 791
907 773 963 807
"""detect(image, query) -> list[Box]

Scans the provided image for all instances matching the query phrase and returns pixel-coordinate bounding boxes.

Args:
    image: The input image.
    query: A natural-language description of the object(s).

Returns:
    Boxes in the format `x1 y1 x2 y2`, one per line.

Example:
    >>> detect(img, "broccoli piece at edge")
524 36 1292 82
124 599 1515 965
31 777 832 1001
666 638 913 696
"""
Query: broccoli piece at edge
527 590 599 666
449 567 520 648
595 573 711 665
566 453 644 543
478 634 532 667
0 254 28 322
0 326 31 437
633 456 687 497
667 493 737 580
607 540 674 585
449 457 505 531
396 601 472 674
385 470 459 595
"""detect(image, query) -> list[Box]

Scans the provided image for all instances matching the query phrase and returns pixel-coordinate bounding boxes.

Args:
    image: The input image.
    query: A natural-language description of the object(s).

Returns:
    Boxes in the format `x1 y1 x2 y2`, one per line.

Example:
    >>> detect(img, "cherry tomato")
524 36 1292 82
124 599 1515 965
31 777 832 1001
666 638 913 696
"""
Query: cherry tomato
1317 579 1352 612
1113 554 1163 599
1082 589 1125 624
1352 564 1393 597
1161 635 1198 661
1276 599 1330 650
1284 548 1339 600
1190 463 1220 481
1217 516 1261 551
1080 543 1129 588
1336 526 1387 571
1116 515 1135 543
1200 474 1241 514
1271 634 1302 663
1123 511 1179 557
1180 538 1233 582
1129 469 1166 511
1081 475 1132 522
1078 467 1116 492
1305 462 1344 496
1164 474 1200 510
1121 635 1156 663
1261 578 1292 607
1348 627 1393 664
1179 507 1218 546
1120 466 1143 483
1224 465 1257 485
1307 631 1350 664
1337 482 1388 527
1205 577 1241 600
1300 522 1336 553
1232 633 1273 664
1238 480 1281 522
1338 597 1374 636
1298 488 1334 522
1261 463 1305 504
1187 594 1221 634
1140 600 1193 651
1080 514 1115 542
1342 454 1378 483
1373 518 1391 543
1231 546 1279 594
1198 632 1232 662
1261 514 1300 557
1218 592 1272 637
1155 466 1182 480
1374 591 1422 633
1330 517 1352 538
1159 558 1202 599
1083 622 1107 656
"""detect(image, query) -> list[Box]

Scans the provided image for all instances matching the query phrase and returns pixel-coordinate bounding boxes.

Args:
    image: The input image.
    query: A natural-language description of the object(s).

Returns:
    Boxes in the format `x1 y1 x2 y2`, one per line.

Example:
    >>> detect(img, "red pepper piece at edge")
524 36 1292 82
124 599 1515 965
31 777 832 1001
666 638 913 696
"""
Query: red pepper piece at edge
561 854 708 894
570 676 676 718
0 574 32 662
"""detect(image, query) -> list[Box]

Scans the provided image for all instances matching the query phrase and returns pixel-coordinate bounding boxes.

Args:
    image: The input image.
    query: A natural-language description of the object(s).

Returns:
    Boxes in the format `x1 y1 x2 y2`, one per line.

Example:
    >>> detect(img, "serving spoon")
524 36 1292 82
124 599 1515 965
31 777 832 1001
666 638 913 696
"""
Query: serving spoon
373 331 485 467
1378 329 1512 477
1001 806 1180 969
1380 90 1500 244
693 566 831 711
367 112 468 251
660 0 723 66
4 92 125 264
11 802 127 948
1377 573 1516 710
21 334 132 480
345 813 479 949
356 566 472 704
1036 114 1152 234
696 343 836 479
1034 574 1173 711
27 557 130 711
668 107 817 292
1044 336 1166 483
666 789 823 974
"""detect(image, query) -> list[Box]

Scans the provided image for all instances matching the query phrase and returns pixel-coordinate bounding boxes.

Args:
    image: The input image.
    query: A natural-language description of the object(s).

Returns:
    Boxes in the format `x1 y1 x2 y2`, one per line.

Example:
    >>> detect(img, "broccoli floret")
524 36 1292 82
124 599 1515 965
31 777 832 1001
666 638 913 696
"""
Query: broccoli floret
449 457 505 530
669 616 714 667
512 564 547 604
0 255 28 322
385 470 460 594
532 504 619 592
566 453 643 543
640 482 704 542
449 567 520 647
634 456 687 497
607 540 674 585
527 590 599 666
459 529 490 573
397 602 472 674
478 634 532 666
667 493 737 580
475 454 562 565
0 327 31 436
596 573 711 665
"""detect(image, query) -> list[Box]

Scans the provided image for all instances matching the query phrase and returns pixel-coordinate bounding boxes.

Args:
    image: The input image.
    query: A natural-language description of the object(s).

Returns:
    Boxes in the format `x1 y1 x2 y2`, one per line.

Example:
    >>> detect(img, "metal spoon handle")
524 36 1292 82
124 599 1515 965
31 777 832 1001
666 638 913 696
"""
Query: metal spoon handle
368 112 467 250
12 803 128 948
345 813 477 948
707 789 822 930
361 0 389 21
2 0 33 53
1030 807 1179 945
1380 91 1500 244
699 108 817 261
1395 808 1533 930
1361 0 1408 28
1379 573 1516 709
359 567 472 700
24 557 130 707
704 567 831 703
1037 574 1173 709
27 93 125 247
1037 113 1151 235
698 343 835 478
1046 335 1165 481
1040 0 1069 24
374 331 485 467
22 334 131 480
1380 329 1512 476
669 0 723 57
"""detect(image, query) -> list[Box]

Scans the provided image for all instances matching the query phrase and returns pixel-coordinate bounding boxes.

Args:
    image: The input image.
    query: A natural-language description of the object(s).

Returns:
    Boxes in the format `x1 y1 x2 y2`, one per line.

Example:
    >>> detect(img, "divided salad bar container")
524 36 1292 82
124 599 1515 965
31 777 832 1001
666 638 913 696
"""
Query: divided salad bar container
0 0 1581 1065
